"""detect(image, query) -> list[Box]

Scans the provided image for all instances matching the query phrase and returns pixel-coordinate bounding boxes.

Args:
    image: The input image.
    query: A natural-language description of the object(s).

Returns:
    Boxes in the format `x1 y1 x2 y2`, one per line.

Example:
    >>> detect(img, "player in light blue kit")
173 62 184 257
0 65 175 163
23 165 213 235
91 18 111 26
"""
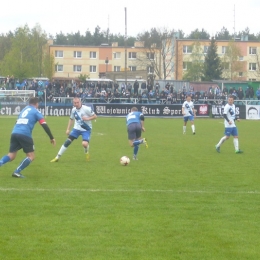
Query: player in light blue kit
215 95 243 154
182 94 196 134
0 97 56 178
50 97 97 162
126 107 148 160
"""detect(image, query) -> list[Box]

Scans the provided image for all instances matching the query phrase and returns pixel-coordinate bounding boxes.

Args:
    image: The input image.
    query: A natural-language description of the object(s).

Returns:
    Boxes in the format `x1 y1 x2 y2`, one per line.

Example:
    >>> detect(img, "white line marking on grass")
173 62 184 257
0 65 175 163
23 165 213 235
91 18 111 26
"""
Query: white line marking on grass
0 188 259 194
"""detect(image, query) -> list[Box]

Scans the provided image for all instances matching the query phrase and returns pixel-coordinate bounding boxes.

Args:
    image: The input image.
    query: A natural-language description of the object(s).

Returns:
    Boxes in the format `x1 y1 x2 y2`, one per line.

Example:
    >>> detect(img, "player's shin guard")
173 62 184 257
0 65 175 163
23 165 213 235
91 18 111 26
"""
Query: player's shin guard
16 157 32 173
0 155 11 166
233 138 239 151
57 139 72 158
134 145 139 156
217 136 227 147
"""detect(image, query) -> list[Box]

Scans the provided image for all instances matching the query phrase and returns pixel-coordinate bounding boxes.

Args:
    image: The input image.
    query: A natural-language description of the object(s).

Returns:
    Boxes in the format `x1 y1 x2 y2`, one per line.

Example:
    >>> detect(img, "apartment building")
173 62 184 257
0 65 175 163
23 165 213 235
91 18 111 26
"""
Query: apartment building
49 38 260 82
173 39 260 81
49 41 155 80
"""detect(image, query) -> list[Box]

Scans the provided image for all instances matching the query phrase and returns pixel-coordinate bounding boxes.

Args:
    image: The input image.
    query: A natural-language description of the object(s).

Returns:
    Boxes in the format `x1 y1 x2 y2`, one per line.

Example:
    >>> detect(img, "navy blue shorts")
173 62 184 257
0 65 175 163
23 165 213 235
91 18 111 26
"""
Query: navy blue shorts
9 134 34 153
127 123 142 140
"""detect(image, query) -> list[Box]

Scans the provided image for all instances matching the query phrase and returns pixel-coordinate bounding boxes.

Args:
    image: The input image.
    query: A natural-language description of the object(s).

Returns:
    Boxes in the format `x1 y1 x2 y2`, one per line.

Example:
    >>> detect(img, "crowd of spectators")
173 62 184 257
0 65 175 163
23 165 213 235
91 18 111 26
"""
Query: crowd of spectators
1 77 260 104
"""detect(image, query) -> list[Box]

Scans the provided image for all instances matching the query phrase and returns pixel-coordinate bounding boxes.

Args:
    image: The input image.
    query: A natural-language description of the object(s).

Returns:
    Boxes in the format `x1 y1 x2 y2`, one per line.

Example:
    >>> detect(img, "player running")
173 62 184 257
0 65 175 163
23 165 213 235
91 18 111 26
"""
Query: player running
0 97 56 178
126 107 148 160
215 95 243 154
50 97 97 162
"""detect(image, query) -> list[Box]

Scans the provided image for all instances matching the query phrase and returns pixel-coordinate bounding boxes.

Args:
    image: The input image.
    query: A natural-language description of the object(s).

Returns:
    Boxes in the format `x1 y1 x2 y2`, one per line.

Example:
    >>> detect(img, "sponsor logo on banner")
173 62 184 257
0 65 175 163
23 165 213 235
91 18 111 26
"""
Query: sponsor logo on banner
198 105 208 115
246 105 260 120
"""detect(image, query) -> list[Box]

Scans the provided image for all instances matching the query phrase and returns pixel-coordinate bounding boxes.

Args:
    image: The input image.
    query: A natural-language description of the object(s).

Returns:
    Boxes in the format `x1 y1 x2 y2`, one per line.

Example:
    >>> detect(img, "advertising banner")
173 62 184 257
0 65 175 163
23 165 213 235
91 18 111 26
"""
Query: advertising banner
211 104 246 119
0 102 209 118
93 104 209 117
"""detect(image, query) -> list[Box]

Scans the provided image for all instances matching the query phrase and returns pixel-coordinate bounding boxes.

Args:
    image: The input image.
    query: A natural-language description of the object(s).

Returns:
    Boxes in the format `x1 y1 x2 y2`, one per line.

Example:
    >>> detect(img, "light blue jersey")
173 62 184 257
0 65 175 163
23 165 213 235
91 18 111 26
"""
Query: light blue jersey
126 111 143 126
12 105 44 137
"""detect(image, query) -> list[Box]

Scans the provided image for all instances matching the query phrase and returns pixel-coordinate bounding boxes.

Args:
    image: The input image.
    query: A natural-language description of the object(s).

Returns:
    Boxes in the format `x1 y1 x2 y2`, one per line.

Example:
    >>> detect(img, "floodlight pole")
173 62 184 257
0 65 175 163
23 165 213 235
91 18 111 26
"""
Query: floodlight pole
124 7 127 87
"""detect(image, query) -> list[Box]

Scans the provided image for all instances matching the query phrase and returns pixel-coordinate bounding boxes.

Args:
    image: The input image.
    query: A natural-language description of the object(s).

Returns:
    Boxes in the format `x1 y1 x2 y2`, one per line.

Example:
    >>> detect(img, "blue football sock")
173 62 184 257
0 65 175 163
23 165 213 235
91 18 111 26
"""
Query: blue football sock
0 155 11 165
134 145 139 156
15 157 32 173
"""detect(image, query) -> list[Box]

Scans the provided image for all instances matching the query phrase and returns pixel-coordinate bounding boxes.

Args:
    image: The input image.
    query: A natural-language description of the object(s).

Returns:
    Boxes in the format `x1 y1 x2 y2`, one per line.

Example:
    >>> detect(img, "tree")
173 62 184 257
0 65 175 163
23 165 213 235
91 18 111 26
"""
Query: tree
0 25 52 79
78 73 90 82
202 37 222 81
215 27 232 40
222 41 244 80
183 40 204 81
186 28 210 40
136 28 178 80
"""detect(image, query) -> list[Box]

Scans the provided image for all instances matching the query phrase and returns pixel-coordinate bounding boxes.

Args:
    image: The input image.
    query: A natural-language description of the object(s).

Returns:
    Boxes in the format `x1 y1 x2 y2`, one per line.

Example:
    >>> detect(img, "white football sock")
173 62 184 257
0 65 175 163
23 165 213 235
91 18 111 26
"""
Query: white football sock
217 136 227 147
233 138 239 150
84 145 90 153
57 145 67 158
191 125 195 133
183 126 186 132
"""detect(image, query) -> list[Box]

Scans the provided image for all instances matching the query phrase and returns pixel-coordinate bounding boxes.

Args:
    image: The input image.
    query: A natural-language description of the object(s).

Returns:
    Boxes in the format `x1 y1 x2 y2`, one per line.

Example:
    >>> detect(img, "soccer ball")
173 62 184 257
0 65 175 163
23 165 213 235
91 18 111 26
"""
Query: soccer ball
120 156 130 166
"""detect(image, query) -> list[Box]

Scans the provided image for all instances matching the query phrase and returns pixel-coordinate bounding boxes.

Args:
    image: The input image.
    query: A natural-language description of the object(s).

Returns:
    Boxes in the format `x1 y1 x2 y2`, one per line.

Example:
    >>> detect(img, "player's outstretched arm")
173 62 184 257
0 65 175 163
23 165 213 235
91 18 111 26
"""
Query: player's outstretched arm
40 122 55 145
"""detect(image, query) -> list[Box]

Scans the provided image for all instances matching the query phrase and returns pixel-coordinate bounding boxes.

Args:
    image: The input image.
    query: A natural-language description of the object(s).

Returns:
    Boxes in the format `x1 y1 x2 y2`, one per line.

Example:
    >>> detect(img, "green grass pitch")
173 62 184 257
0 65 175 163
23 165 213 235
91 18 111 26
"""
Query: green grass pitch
0 116 259 260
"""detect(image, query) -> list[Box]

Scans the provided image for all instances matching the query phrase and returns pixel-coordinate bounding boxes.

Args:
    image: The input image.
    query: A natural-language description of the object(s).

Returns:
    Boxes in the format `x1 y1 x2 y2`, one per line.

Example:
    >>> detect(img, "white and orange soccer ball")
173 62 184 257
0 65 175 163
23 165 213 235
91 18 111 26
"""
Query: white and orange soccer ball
120 156 130 166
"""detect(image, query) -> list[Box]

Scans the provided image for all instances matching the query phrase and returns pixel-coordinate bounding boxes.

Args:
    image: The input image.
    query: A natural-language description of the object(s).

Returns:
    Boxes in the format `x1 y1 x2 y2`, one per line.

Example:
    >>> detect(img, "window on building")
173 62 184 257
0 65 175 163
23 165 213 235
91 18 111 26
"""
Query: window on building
147 66 154 73
239 56 244 61
147 52 155 60
203 46 209 54
74 51 82 58
55 64 63 72
238 72 243 77
249 47 257 55
129 66 137 71
183 45 192 54
90 52 97 58
55 50 63 58
183 62 192 70
114 66 121 72
249 63 257 71
113 52 121 59
222 62 229 70
249 78 256 81
128 52 137 59
73 65 82 72
222 46 228 54
90 65 97 73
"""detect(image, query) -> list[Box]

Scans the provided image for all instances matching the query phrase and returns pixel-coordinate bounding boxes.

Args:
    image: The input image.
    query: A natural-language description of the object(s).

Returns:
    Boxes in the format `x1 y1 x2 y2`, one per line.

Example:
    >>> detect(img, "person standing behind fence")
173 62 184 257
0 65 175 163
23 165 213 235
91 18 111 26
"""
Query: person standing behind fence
133 80 139 95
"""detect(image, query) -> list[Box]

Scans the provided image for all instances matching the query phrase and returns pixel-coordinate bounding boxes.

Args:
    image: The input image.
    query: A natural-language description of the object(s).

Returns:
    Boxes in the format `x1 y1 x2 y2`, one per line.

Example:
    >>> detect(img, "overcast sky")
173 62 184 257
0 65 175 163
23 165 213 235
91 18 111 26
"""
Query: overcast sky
1 0 260 37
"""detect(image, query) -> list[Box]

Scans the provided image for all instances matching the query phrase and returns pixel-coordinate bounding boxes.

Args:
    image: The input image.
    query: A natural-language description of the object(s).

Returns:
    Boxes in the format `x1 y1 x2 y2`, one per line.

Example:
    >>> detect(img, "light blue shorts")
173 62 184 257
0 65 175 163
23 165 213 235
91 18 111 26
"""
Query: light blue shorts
69 129 91 142
184 115 194 122
224 127 238 137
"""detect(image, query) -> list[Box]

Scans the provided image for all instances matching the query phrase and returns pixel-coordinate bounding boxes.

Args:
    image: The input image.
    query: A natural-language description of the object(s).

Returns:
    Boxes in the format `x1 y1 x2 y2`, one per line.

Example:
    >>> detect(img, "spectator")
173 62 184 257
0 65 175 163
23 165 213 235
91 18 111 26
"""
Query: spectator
256 87 260 100
237 87 244 100
127 82 132 94
147 81 152 93
141 80 146 92
245 87 250 99
249 86 254 99
133 80 139 95
154 81 160 91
